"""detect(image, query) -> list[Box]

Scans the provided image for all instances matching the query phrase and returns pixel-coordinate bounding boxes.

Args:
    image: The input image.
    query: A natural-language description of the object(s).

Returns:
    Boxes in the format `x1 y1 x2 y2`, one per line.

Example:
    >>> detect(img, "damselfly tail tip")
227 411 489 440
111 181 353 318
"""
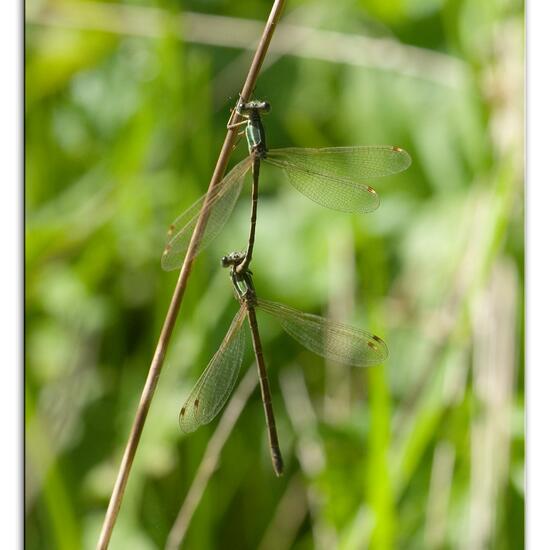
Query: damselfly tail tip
272 452 284 477
274 462 284 478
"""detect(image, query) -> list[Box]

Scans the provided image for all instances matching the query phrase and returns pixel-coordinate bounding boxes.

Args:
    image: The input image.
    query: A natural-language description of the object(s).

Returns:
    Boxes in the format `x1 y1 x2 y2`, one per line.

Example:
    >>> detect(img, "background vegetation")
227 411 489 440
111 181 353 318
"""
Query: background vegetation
25 0 524 548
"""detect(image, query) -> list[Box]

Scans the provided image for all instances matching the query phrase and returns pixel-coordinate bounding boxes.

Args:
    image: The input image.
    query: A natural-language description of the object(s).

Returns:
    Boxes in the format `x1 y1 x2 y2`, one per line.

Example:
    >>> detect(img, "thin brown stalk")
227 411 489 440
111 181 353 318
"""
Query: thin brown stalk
165 365 258 550
96 2 287 547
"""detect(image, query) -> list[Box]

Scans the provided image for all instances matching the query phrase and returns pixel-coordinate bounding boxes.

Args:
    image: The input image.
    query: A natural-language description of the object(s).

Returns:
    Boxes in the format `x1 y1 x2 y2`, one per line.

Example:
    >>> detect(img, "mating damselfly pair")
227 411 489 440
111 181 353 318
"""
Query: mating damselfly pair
166 100 410 475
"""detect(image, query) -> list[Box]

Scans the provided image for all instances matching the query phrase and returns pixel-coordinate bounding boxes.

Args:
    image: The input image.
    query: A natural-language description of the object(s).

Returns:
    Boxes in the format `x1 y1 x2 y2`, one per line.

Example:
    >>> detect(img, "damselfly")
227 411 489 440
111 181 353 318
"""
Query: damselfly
162 100 411 271
179 251 388 476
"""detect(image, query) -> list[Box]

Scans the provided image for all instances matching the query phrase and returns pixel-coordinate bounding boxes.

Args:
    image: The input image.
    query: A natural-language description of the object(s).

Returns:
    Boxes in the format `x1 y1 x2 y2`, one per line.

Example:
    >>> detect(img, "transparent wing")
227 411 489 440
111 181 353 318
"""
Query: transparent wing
257 298 388 366
265 146 411 213
179 306 248 434
162 157 252 271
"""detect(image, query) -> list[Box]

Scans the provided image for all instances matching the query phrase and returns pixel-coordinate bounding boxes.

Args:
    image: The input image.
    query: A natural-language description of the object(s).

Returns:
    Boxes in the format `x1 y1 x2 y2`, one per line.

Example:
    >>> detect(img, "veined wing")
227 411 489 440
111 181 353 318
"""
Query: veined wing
265 146 411 213
179 306 248 434
257 298 388 366
162 157 253 271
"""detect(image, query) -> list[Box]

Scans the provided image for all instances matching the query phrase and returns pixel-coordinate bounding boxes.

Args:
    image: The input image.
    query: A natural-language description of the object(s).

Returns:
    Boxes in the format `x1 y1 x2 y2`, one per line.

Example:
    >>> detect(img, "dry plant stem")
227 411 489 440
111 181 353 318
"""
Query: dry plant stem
165 366 258 550
96 2 286 548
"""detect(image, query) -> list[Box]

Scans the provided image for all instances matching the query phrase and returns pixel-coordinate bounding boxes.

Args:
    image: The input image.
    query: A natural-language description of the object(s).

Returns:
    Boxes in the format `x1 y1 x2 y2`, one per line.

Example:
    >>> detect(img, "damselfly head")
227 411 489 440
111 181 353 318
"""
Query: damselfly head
238 99 271 115
221 251 245 268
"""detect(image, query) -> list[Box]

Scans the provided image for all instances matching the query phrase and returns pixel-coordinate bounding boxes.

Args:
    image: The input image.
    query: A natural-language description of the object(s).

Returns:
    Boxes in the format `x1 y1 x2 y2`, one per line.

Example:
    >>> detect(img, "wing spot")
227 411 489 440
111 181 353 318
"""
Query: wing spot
373 335 384 344
194 398 200 410
392 146 402 152
368 342 378 350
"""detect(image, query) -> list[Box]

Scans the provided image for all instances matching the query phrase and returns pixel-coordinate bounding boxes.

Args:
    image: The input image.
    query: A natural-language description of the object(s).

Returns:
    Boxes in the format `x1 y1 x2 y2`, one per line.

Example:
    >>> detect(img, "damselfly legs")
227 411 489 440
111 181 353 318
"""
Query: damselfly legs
179 252 388 476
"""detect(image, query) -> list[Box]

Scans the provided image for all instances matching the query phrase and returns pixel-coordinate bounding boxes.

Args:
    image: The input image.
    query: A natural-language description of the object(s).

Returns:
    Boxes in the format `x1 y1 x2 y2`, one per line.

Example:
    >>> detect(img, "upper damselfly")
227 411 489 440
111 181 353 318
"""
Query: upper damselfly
162 100 411 271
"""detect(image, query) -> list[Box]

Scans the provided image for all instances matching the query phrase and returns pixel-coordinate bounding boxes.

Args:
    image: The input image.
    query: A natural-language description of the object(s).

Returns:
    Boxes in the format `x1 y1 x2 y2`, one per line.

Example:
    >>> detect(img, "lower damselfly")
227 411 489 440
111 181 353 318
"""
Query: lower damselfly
179 252 388 476
162 100 411 271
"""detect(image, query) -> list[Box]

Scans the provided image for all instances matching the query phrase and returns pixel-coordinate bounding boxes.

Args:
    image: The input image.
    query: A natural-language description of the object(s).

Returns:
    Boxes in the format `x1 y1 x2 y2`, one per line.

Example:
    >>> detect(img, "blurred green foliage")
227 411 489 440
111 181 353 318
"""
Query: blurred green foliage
25 0 524 548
